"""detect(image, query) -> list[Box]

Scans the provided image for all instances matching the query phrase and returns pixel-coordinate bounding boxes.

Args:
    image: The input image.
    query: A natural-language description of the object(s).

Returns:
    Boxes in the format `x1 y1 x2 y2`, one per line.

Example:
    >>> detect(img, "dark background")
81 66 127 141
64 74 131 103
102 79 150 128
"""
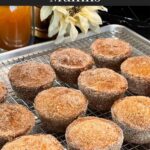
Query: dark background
100 6 150 39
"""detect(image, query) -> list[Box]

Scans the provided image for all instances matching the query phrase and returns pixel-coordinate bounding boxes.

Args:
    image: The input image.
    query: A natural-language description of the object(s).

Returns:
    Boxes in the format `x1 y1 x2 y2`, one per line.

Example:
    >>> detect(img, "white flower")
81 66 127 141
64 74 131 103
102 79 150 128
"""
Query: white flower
40 6 53 21
40 6 107 43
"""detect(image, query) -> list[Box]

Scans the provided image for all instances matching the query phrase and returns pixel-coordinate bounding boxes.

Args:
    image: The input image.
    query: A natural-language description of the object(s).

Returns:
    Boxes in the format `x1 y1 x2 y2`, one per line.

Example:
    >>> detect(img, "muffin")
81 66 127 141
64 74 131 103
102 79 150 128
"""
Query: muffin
66 116 123 150
111 96 150 144
8 61 56 100
78 68 128 112
0 103 35 146
34 87 88 133
0 82 7 103
121 56 150 96
1 134 64 150
91 38 132 70
50 48 94 84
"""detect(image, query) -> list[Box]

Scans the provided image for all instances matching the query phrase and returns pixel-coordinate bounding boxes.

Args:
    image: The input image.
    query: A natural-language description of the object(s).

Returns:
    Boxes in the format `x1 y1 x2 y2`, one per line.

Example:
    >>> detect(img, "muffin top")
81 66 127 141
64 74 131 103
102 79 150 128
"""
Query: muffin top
8 61 56 88
121 56 150 79
35 87 88 120
50 48 94 69
0 103 35 139
2 134 64 150
66 116 123 150
91 38 132 59
112 96 150 130
78 68 128 93
0 82 7 102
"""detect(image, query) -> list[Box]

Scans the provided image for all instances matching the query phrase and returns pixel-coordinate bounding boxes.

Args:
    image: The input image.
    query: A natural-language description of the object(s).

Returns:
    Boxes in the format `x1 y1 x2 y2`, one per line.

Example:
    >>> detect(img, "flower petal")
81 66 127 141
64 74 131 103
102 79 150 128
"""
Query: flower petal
85 6 108 12
98 6 108 12
40 6 52 21
75 14 89 33
66 16 76 24
81 8 102 26
55 18 68 43
48 11 60 37
53 6 68 15
70 23 78 41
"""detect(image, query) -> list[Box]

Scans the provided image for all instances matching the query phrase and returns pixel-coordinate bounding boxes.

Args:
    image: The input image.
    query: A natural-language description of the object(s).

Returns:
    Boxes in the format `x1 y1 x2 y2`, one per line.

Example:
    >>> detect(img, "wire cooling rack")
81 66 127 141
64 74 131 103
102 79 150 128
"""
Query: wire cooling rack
0 25 150 150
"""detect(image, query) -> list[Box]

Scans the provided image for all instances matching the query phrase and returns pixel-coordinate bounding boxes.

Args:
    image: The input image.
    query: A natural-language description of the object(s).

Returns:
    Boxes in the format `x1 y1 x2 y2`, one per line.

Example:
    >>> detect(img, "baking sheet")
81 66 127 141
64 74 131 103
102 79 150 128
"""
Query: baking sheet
0 24 150 150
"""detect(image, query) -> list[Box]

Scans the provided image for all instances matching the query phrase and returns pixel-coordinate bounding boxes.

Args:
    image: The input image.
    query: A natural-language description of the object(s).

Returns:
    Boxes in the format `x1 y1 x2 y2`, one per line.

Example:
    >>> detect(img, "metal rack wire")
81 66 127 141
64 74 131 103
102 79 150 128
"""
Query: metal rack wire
0 26 150 150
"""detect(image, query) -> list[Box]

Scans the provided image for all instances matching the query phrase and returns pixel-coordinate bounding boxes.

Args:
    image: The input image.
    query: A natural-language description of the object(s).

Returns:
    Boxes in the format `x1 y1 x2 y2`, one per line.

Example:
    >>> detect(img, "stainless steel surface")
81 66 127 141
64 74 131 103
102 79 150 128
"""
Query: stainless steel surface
0 24 150 150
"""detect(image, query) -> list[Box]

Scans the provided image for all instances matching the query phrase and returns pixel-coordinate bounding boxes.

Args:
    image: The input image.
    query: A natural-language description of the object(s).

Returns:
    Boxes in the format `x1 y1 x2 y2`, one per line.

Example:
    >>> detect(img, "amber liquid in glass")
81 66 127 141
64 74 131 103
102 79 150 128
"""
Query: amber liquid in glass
0 6 31 50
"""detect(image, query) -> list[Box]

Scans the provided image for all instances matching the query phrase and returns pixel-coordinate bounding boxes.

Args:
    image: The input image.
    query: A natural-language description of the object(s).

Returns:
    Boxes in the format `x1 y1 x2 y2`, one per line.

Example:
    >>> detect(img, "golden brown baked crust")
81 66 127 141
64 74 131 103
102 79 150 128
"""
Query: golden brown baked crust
121 56 150 96
91 38 132 58
50 48 94 69
8 61 56 100
34 87 88 133
121 56 150 79
91 38 132 70
0 82 7 103
78 68 128 112
78 68 127 93
50 48 94 84
65 116 123 150
0 103 35 146
111 96 150 144
8 61 55 88
112 96 150 130
2 134 64 150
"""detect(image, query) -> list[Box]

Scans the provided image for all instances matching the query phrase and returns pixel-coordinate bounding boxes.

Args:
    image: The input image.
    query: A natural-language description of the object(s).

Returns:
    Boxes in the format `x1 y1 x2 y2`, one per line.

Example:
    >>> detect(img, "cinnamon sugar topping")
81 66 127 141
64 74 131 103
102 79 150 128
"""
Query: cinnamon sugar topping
50 48 94 68
2 134 64 150
78 68 128 92
0 103 35 138
66 117 123 149
0 82 7 101
91 38 132 58
35 87 88 119
112 96 150 130
8 61 55 88
121 56 150 78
